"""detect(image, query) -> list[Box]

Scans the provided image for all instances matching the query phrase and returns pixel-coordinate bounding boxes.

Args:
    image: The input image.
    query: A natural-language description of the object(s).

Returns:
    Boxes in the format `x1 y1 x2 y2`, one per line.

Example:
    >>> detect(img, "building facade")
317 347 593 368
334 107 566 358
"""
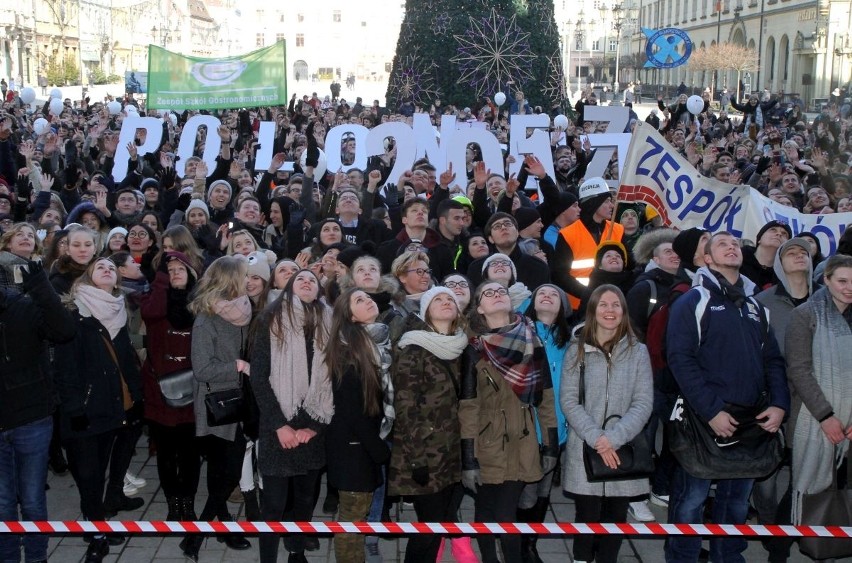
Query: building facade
2 0 402 93
557 0 852 105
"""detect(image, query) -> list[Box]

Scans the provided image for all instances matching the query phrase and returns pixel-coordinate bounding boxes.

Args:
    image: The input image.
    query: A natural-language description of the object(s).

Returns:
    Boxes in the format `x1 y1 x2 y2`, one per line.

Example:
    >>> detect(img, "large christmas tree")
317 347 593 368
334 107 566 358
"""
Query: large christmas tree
386 0 566 111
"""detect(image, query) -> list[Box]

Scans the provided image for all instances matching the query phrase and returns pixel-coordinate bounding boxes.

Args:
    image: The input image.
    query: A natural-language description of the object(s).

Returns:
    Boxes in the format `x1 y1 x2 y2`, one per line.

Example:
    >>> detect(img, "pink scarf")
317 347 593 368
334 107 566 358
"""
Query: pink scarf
74 284 128 339
214 295 253 326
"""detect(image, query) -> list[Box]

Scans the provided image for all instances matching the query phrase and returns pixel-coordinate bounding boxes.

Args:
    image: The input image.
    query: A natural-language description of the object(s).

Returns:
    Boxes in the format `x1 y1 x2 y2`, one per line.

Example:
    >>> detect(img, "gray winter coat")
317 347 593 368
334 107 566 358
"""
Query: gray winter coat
191 312 248 442
560 335 653 497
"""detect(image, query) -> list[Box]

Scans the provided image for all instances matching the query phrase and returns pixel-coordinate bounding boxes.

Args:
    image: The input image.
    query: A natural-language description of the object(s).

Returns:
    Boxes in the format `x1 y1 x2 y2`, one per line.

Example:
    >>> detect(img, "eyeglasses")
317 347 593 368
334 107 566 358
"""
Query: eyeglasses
490 220 516 231
444 280 469 289
338 195 359 202
127 230 149 239
488 259 511 269
479 287 509 300
405 268 432 277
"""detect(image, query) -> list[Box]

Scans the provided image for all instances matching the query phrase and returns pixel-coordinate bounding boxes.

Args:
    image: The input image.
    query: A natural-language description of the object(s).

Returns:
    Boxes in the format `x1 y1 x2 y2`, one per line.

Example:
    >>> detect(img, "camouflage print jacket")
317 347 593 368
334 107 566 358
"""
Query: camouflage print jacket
387 315 463 496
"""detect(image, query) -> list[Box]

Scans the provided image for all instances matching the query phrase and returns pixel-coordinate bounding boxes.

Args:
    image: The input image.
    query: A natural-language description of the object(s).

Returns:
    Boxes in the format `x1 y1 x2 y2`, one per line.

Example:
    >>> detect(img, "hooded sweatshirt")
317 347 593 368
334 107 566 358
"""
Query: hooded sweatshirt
755 238 813 356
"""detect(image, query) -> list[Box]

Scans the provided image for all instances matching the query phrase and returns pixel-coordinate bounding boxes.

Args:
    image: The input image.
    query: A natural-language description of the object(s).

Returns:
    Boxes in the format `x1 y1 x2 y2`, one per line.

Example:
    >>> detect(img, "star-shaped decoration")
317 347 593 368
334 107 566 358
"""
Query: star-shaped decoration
451 8 535 98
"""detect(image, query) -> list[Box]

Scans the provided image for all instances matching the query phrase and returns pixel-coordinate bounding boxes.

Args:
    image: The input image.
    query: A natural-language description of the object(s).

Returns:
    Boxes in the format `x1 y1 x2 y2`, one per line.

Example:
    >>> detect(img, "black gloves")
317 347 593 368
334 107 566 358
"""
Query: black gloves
176 191 192 212
305 122 319 168
384 183 401 207
126 401 145 425
20 260 45 290
71 414 90 432
412 466 429 487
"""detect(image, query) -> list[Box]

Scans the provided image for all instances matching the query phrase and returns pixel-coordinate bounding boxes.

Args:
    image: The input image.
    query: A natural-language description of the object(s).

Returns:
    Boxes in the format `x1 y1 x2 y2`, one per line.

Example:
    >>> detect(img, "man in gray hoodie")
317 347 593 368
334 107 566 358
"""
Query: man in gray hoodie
753 237 813 562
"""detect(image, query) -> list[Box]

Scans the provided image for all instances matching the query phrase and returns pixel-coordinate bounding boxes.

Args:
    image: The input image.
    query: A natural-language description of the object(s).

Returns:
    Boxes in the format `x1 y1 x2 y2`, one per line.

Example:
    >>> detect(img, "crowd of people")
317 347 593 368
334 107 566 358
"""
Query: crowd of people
0 77 850 563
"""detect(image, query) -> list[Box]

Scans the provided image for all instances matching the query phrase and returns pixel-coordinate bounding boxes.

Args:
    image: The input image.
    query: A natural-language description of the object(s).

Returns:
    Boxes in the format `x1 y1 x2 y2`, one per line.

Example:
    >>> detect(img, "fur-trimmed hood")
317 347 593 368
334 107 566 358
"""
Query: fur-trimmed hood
631 228 679 267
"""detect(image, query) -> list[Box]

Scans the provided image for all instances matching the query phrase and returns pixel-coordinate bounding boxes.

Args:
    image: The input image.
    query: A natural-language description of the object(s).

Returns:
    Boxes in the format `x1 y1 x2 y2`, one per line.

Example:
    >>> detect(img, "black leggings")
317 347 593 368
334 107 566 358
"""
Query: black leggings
105 420 144 500
405 483 463 563
572 494 630 563
474 481 525 563
259 471 320 563
149 422 201 498
63 430 117 521
198 433 246 522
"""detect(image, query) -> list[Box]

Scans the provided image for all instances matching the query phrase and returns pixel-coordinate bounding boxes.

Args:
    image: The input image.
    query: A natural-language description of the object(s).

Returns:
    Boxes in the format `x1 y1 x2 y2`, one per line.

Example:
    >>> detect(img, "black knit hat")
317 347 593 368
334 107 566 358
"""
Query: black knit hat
337 241 377 269
672 227 708 269
551 192 579 218
513 207 541 232
756 220 792 245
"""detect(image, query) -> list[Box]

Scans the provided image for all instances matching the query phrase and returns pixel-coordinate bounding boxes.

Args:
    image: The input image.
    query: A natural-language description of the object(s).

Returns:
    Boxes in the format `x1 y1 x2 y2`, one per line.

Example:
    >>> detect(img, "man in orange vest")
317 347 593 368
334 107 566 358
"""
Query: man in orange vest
551 177 624 310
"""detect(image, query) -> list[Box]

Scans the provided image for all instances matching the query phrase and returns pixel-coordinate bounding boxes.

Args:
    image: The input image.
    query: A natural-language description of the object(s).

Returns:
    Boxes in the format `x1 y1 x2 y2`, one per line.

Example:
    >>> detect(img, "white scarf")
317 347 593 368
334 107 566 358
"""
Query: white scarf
269 296 334 424
74 284 128 339
508 281 531 310
397 329 468 360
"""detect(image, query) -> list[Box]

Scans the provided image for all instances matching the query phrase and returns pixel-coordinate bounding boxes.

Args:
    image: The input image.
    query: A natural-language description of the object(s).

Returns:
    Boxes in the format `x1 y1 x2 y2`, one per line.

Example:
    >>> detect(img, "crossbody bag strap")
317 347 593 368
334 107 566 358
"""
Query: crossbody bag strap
100 333 133 410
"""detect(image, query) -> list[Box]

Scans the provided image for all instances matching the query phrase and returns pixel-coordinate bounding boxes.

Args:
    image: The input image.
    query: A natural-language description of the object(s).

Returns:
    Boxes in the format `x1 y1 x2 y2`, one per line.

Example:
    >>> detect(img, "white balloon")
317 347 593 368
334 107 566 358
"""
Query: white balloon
33 118 50 136
494 92 506 106
20 87 36 104
49 98 64 116
686 95 705 116
168 113 177 127
553 114 570 130
299 147 328 179
49 88 62 99
125 106 138 116
107 101 122 115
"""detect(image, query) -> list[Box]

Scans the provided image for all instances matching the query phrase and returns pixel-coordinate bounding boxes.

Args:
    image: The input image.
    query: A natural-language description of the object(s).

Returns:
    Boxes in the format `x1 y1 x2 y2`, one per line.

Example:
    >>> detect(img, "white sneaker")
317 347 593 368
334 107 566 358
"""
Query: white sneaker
628 500 656 522
650 492 670 507
122 479 138 497
124 472 147 489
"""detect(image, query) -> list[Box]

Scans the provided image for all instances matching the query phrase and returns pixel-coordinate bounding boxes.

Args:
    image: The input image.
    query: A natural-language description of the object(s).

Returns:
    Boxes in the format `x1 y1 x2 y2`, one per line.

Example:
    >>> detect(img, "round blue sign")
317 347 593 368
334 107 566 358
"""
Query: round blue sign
643 27 694 69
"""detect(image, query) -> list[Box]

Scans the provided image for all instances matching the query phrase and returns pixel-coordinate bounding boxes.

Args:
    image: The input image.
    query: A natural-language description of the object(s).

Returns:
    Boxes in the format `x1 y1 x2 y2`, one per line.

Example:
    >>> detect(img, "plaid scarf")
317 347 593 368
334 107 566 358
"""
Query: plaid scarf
473 314 546 406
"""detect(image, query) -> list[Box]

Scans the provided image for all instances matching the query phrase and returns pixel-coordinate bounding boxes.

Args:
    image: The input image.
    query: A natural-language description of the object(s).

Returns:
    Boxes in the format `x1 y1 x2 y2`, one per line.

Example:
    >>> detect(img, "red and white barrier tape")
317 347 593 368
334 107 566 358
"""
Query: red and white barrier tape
0 521 851 538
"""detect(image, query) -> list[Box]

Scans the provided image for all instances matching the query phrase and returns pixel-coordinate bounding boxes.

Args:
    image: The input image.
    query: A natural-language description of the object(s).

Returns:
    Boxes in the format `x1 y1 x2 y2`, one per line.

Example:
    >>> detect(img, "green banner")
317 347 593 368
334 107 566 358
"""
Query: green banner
147 42 287 110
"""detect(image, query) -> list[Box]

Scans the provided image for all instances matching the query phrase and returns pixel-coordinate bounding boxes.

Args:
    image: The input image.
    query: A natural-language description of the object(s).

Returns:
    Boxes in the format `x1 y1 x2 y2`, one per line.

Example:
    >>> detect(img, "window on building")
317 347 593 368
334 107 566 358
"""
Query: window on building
361 21 367 27
592 39 601 51
297 13 304 22
609 39 617 51
296 34 304 47
575 36 583 50
256 33 264 47
333 10 341 22
279 14 285 23
276 33 285 43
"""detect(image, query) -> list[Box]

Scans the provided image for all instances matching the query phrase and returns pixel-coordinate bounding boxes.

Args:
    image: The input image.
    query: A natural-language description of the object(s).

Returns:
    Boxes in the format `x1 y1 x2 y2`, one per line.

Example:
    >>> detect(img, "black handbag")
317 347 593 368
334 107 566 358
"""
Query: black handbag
666 394 784 480
798 454 852 560
579 361 654 483
204 373 249 427
158 369 194 408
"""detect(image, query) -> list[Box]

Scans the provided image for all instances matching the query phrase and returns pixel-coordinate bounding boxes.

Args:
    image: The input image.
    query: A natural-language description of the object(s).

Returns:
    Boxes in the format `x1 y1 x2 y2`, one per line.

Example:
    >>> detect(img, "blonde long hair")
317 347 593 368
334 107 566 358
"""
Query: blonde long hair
188 255 247 316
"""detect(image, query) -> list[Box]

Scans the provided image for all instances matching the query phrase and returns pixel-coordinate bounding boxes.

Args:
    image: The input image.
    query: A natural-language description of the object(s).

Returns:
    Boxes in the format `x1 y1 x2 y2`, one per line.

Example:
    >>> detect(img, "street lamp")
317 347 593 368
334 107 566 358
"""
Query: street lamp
563 20 574 97
575 15 585 94
610 2 638 103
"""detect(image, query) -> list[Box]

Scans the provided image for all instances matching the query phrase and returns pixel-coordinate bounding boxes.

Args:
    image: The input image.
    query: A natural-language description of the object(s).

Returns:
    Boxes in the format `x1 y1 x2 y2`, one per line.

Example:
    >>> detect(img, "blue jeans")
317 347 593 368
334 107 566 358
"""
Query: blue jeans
0 417 53 563
665 466 754 563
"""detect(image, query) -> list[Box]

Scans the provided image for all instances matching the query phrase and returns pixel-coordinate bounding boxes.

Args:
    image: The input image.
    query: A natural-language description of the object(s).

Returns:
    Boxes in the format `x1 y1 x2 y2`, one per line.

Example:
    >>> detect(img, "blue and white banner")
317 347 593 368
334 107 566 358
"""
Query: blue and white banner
619 122 849 254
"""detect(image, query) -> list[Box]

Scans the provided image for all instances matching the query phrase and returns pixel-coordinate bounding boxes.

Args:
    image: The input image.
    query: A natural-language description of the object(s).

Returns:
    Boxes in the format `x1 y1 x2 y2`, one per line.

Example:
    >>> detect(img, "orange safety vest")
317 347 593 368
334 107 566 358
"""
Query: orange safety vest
558 220 624 310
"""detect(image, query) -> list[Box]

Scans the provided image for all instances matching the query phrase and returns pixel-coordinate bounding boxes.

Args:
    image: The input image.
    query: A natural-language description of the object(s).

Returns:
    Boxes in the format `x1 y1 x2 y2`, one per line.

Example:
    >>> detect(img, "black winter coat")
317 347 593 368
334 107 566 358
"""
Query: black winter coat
326 364 389 492
54 313 143 438
0 269 75 431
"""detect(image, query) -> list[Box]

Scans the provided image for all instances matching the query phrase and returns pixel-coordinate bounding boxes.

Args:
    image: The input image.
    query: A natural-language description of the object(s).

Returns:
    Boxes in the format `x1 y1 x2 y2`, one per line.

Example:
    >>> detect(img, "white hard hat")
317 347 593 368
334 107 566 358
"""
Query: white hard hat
578 177 610 202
